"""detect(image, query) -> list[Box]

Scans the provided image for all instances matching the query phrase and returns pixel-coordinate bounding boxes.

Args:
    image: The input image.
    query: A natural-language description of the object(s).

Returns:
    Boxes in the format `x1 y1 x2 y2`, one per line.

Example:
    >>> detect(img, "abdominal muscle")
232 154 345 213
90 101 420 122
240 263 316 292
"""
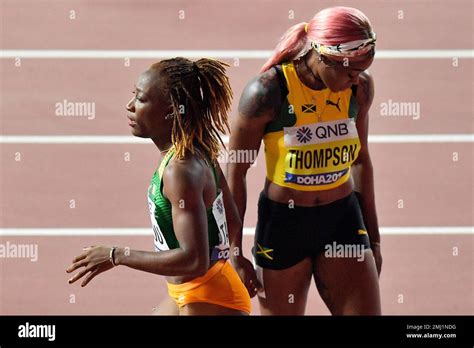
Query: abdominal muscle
264 174 354 207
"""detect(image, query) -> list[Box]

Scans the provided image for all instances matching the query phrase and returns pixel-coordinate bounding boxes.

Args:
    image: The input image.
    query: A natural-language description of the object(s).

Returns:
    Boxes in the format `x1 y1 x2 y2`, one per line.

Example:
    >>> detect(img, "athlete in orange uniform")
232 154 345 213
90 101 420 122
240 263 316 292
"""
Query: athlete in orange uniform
67 58 258 315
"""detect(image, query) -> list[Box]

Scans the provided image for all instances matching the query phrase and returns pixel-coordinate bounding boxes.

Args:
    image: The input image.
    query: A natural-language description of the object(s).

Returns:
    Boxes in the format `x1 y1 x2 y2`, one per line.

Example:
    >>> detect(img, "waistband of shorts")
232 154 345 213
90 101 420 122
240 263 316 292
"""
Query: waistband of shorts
166 260 226 292
259 190 356 211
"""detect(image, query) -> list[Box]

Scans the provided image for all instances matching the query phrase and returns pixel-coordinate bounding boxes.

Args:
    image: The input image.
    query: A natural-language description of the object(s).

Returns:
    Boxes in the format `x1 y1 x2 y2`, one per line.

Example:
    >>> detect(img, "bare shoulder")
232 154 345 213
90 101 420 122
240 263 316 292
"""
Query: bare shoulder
162 156 205 201
356 70 375 110
238 67 283 120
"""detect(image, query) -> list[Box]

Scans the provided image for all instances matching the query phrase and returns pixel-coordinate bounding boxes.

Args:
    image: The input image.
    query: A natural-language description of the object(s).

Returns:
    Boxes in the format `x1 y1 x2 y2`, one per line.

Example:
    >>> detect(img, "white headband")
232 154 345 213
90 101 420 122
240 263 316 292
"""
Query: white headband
312 33 377 57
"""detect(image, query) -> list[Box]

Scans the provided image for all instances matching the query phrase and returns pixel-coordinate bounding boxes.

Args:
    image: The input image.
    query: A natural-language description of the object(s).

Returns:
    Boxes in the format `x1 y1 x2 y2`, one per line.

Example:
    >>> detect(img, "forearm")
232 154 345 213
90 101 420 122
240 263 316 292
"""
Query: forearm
228 213 244 257
114 248 207 277
227 176 246 258
227 167 248 229
352 160 381 244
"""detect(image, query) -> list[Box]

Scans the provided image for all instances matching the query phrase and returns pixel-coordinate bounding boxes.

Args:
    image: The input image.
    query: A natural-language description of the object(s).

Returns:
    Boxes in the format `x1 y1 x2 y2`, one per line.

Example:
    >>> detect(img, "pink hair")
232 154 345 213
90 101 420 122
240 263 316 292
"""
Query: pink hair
260 7 374 73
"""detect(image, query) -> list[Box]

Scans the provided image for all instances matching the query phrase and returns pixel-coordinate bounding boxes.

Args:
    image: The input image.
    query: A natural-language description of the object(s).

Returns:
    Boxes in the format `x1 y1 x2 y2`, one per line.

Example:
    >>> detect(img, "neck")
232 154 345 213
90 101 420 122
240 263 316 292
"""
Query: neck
151 137 173 155
298 50 326 90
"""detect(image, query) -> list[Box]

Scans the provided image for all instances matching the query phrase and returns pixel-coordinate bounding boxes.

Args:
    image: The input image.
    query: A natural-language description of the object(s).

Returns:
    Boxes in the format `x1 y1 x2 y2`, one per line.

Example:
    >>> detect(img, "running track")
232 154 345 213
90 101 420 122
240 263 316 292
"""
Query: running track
0 0 472 315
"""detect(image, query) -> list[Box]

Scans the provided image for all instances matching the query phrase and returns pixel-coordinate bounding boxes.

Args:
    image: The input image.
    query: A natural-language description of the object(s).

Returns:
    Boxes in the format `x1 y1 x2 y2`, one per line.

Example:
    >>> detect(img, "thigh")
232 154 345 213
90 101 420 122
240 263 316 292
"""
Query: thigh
313 249 381 315
258 257 313 315
152 296 179 315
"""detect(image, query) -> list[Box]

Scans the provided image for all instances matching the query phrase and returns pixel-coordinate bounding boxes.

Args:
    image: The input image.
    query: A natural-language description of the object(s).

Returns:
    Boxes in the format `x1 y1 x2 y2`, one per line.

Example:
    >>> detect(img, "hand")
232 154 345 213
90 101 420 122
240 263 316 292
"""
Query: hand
66 246 115 287
231 255 263 298
371 243 382 277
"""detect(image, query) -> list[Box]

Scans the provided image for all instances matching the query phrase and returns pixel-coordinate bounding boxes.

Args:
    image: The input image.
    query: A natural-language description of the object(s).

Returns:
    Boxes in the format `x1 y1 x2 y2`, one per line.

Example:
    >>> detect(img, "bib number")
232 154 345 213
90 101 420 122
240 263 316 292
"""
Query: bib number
211 190 230 260
148 186 170 252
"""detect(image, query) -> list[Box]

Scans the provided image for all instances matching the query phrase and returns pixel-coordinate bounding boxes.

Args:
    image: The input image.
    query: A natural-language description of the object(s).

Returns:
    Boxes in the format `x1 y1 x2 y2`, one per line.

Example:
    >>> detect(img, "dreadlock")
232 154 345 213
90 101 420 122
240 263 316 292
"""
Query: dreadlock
151 57 232 163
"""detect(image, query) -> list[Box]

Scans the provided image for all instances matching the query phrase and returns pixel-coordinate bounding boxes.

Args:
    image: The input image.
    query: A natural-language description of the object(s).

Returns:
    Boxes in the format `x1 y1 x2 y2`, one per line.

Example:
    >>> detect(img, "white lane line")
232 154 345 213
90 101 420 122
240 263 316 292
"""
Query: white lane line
1 134 473 144
0 227 472 236
368 134 474 143
379 227 474 235
1 49 473 59
0 135 151 144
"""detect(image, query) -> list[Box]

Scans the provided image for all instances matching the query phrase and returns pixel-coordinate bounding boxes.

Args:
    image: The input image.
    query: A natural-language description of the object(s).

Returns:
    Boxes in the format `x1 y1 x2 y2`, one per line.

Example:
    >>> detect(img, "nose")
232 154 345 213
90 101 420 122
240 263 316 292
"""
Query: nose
126 97 135 112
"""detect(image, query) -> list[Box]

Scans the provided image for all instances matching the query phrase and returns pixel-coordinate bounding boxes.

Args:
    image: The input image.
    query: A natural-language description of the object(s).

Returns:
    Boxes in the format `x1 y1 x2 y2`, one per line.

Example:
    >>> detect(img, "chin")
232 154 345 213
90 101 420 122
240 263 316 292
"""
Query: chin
131 128 146 138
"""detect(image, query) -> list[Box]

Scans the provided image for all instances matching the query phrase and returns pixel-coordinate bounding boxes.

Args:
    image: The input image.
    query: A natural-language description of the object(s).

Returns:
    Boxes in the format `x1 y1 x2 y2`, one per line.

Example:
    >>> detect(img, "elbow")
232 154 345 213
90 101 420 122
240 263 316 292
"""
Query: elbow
353 153 372 169
186 253 209 277
193 255 209 276
227 163 250 181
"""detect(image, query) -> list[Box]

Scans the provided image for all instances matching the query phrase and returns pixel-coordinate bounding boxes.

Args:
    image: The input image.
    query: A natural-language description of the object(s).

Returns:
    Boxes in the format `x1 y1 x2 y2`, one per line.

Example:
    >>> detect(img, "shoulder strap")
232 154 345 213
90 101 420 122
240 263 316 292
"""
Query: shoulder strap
210 164 220 190
158 149 175 179
157 148 176 196
273 65 289 100
348 84 360 120
351 84 358 97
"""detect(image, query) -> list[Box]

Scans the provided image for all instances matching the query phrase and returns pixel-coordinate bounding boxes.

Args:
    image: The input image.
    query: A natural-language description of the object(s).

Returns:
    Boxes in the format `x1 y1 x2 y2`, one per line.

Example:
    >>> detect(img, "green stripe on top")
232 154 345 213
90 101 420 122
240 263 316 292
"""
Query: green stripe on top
348 85 359 120
264 98 297 134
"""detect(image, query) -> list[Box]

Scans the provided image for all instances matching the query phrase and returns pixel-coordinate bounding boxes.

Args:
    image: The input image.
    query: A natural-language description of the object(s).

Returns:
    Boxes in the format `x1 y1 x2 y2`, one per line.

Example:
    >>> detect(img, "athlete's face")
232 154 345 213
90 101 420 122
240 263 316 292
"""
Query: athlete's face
126 69 172 139
316 52 374 92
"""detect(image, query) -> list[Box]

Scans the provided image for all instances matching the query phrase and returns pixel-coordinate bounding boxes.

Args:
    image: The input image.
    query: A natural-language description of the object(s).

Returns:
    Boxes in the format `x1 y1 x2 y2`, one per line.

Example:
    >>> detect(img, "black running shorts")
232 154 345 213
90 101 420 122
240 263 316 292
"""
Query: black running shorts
253 191 371 270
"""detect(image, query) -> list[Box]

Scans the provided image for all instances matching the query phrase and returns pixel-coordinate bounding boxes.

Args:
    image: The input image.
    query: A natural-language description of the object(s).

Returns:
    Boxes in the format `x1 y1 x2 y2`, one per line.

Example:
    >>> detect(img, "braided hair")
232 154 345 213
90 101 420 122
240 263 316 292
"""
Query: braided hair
151 57 232 162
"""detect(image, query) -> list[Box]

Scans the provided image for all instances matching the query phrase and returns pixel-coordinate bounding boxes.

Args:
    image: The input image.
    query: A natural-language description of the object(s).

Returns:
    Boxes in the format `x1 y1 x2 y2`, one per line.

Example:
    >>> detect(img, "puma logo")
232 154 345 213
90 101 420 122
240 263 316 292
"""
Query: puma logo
326 98 341 112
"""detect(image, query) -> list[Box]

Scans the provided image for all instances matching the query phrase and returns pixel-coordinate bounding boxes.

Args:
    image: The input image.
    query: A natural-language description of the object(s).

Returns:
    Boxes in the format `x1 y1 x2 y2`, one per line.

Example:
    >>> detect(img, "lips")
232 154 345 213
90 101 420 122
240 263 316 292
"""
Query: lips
127 115 137 127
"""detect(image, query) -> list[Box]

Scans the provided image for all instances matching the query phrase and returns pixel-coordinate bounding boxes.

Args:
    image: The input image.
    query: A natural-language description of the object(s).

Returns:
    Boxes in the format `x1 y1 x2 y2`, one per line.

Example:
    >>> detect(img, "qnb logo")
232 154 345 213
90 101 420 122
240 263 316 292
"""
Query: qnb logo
18 322 56 341
296 126 312 143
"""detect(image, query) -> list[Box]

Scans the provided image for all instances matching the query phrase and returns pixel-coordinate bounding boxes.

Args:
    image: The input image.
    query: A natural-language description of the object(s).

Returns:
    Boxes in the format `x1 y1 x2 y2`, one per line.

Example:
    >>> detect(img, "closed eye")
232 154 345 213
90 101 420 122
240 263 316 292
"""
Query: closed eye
132 91 145 102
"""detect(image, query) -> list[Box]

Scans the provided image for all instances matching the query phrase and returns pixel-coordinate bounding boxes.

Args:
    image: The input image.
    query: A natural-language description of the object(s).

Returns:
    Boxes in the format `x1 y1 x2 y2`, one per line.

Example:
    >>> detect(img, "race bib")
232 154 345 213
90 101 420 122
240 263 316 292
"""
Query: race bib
147 185 170 252
282 119 360 187
210 190 230 260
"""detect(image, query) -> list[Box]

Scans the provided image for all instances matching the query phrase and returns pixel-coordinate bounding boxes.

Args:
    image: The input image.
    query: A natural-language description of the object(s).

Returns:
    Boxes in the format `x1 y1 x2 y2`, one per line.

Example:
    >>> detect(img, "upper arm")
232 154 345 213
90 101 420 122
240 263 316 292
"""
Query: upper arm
354 71 375 164
214 164 243 245
228 69 283 174
162 162 209 266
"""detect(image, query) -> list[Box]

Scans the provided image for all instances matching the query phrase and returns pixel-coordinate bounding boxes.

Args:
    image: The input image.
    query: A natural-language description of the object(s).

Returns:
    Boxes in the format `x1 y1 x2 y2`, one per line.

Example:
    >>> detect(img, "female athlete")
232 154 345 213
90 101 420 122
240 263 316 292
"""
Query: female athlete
67 57 259 315
227 6 382 315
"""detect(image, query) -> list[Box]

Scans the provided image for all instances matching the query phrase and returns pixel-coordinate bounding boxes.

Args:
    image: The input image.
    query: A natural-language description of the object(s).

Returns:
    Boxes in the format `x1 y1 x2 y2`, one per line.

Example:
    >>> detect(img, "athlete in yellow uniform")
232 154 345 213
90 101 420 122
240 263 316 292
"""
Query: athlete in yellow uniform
228 7 382 315
264 61 361 191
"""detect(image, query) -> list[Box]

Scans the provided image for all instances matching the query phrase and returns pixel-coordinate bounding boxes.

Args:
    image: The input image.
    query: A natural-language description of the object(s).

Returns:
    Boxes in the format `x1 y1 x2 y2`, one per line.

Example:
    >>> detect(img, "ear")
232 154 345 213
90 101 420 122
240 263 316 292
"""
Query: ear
163 101 174 120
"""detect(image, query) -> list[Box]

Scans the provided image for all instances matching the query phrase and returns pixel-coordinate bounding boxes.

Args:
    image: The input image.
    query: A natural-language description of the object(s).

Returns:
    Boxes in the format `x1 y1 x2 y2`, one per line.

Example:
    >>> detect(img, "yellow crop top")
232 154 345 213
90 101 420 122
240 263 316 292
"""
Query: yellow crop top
262 62 361 191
